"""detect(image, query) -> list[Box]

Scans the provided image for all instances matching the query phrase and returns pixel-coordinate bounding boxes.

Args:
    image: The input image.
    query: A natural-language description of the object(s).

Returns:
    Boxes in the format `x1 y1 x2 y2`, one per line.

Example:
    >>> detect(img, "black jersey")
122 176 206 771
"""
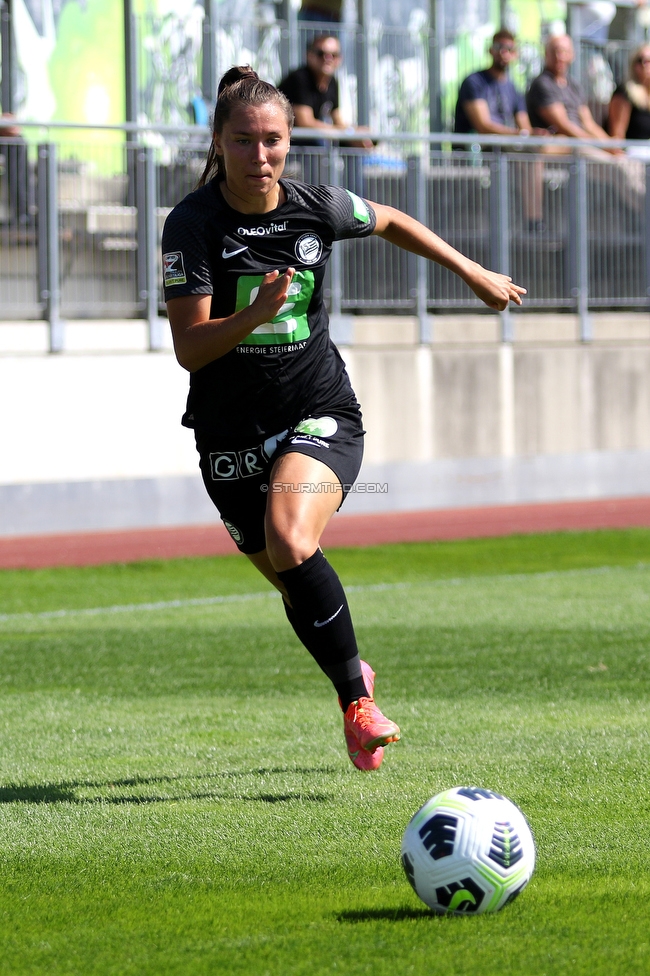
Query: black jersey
162 177 376 444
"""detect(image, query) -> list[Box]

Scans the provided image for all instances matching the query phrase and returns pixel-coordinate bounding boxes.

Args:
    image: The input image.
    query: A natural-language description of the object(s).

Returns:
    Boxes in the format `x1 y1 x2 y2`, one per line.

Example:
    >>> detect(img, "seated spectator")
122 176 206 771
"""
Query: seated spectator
526 33 645 210
608 44 650 153
278 35 372 148
526 34 618 149
455 30 546 233
455 29 533 138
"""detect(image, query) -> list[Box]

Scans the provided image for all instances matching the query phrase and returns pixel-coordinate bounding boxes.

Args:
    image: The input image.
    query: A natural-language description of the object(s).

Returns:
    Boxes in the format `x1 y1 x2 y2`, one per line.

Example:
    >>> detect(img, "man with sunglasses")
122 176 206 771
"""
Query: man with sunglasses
279 35 372 148
454 29 533 138
455 29 546 232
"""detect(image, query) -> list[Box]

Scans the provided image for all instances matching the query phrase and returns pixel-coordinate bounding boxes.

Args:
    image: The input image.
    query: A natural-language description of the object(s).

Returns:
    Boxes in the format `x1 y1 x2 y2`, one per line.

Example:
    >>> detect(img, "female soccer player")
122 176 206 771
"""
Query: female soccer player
162 67 525 772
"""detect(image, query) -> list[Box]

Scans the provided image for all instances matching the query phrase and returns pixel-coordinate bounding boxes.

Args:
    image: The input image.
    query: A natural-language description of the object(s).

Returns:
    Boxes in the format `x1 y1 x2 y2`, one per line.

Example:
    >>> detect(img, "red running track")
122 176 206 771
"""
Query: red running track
1 495 650 570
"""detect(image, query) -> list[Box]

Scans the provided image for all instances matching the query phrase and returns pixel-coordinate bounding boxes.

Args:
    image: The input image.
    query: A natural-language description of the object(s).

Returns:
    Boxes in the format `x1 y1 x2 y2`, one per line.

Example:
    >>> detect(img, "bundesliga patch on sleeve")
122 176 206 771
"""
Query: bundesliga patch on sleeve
163 251 187 286
345 189 370 224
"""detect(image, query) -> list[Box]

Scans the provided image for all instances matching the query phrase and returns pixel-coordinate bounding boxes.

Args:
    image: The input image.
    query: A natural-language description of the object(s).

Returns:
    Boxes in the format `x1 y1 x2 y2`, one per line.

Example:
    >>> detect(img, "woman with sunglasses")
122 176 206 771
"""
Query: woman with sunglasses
162 66 525 772
608 46 650 155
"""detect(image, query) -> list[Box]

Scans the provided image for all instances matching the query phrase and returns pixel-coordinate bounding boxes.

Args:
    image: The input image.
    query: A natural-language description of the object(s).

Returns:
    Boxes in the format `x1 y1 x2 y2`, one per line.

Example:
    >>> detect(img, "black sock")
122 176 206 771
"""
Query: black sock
278 549 369 710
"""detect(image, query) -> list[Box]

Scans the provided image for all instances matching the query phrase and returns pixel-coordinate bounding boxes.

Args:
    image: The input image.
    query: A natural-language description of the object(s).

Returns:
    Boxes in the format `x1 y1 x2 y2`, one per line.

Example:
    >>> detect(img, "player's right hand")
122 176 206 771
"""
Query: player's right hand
251 268 296 323
467 265 526 310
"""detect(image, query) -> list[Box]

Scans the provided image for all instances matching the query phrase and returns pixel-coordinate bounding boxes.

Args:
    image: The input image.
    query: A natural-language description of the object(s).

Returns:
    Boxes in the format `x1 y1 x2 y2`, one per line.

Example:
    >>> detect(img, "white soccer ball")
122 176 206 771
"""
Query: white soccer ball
401 786 536 914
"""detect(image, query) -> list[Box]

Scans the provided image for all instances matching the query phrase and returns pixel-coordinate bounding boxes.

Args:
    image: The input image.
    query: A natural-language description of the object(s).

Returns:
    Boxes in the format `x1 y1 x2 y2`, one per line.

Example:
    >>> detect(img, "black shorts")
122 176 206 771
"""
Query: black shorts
195 405 365 554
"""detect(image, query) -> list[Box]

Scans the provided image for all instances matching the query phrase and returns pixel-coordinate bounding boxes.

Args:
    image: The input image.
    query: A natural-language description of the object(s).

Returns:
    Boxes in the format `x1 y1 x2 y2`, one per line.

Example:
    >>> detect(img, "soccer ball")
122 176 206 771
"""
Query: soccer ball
401 786 536 914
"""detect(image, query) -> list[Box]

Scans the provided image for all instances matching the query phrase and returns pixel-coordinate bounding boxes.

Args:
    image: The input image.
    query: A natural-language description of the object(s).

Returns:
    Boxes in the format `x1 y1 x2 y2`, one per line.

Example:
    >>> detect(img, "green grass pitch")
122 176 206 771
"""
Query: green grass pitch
0 529 649 975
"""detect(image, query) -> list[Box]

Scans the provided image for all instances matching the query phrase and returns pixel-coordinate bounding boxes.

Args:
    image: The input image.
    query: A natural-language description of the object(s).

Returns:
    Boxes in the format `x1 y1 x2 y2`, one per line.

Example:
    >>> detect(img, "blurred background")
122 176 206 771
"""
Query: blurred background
1 0 650 544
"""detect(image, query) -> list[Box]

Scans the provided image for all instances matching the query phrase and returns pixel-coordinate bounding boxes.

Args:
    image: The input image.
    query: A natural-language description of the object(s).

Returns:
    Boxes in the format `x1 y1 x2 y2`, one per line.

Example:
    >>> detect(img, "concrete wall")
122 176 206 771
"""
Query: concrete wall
2 313 650 535
345 313 650 463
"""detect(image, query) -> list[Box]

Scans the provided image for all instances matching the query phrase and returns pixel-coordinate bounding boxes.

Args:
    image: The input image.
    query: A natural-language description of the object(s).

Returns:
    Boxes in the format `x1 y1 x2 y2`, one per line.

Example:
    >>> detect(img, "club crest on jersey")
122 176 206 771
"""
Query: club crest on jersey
162 251 186 285
295 234 322 265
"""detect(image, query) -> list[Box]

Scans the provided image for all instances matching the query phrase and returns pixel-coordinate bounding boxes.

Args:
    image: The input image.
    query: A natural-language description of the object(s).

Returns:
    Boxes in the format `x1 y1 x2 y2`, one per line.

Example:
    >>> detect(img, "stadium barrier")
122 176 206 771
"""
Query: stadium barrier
1 125 649 352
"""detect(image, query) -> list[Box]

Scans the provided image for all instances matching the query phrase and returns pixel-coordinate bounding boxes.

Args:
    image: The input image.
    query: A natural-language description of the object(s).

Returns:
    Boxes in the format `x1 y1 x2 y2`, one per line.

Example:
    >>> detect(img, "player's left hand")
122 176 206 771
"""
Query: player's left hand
465 265 526 310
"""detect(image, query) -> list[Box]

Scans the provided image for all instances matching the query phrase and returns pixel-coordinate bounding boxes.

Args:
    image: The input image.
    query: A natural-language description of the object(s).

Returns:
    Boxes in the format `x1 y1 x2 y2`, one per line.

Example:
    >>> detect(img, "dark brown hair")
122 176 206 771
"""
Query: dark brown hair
492 28 516 46
197 66 294 187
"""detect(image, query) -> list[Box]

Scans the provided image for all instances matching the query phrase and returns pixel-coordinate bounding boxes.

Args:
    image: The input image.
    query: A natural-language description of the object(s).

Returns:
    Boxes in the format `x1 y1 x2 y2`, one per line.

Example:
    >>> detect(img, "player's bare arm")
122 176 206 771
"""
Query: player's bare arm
370 202 526 310
167 268 296 371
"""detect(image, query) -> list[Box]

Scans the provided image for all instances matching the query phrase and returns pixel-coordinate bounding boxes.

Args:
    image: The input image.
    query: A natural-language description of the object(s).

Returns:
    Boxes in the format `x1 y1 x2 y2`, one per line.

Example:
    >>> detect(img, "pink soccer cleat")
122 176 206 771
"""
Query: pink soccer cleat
342 661 400 771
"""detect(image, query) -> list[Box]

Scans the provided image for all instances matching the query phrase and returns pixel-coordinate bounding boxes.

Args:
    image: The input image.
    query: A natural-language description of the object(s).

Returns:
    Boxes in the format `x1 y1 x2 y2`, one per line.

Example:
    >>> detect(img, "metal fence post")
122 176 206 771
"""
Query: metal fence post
356 0 369 127
327 141 353 345
37 143 64 353
278 0 299 70
646 163 650 307
429 0 444 133
1 0 14 113
496 150 512 343
576 153 592 342
124 0 138 123
407 154 431 343
328 142 342 320
137 145 164 351
202 0 218 105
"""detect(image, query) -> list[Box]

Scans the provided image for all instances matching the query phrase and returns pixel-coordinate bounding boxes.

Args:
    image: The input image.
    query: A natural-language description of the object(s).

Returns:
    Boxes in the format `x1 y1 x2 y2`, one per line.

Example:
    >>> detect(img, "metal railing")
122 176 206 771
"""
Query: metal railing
1 123 649 352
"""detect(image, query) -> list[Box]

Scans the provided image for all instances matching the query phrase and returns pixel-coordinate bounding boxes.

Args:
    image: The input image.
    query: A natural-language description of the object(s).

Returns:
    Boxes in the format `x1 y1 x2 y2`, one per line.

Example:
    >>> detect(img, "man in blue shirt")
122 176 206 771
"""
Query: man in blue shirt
455 29 532 137
454 29 546 232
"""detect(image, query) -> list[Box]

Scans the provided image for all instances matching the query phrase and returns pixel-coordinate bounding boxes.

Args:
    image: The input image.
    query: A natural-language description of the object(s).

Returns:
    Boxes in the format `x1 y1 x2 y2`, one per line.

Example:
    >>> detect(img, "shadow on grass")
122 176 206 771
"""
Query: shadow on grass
0 769 334 806
337 907 435 923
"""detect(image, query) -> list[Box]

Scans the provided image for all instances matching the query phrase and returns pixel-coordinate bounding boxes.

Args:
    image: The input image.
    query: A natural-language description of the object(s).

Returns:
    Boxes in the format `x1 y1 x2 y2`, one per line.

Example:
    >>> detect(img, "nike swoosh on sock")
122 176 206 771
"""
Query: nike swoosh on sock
313 604 344 628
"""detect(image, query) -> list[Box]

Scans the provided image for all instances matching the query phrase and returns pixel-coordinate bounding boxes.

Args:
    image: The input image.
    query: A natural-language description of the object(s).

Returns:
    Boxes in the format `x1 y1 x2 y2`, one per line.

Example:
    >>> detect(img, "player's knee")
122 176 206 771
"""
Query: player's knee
265 518 316 571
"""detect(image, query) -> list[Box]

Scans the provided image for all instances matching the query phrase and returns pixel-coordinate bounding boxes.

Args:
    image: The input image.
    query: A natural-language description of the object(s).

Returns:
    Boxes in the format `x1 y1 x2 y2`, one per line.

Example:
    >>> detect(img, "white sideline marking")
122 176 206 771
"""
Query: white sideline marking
0 565 646 625
0 582 410 623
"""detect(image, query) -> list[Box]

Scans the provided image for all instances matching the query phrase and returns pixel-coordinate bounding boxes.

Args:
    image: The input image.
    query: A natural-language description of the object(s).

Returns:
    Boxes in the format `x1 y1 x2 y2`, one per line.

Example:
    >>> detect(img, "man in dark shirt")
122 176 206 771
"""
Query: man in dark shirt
455 29 532 137
279 35 372 148
527 33 615 144
526 33 644 211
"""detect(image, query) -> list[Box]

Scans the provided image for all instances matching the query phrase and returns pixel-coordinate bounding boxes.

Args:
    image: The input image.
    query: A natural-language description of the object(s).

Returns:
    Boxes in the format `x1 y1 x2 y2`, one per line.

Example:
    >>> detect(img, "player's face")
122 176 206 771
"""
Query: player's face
214 102 291 211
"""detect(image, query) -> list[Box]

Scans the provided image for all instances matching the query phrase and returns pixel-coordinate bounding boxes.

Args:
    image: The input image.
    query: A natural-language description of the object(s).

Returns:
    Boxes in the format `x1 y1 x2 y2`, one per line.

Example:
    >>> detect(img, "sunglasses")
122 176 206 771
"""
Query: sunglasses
312 49 341 59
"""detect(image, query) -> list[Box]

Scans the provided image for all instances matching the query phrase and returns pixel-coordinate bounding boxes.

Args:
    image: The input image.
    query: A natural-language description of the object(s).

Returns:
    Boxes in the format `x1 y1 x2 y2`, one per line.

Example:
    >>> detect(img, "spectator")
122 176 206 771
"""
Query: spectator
526 34 645 210
454 29 546 233
454 29 532 138
608 44 650 155
278 35 372 148
526 34 617 148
